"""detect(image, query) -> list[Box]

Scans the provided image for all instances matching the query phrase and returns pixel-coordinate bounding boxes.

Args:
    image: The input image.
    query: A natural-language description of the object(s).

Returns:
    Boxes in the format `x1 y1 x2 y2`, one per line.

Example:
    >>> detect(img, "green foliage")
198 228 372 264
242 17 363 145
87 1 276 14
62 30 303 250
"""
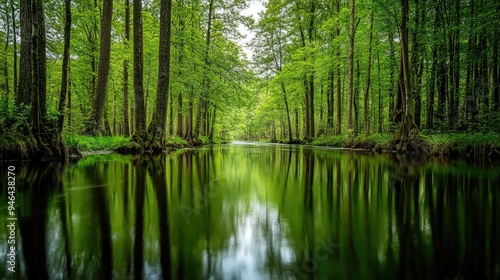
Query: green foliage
0 104 32 145
165 135 188 146
427 132 500 153
63 134 131 151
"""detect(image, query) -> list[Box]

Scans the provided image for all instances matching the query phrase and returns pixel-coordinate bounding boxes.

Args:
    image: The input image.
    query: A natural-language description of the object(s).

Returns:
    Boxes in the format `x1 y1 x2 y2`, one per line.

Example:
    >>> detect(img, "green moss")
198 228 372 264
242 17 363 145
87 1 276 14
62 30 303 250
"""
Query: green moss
63 134 131 151
165 135 189 146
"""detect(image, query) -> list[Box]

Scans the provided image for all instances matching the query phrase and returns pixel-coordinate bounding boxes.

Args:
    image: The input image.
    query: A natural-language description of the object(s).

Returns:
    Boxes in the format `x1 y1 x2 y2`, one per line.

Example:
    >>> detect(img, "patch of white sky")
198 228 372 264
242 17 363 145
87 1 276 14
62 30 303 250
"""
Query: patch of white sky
237 0 265 61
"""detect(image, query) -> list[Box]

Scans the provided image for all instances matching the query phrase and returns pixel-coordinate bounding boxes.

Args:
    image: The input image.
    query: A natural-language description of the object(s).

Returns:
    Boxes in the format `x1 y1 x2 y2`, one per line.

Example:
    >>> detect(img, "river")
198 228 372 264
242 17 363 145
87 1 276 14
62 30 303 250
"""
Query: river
1 142 499 279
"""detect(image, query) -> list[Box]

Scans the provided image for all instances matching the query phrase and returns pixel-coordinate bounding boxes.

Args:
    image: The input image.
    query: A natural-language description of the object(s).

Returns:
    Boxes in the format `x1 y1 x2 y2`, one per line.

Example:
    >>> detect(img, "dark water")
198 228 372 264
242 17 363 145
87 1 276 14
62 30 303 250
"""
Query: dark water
1 143 500 279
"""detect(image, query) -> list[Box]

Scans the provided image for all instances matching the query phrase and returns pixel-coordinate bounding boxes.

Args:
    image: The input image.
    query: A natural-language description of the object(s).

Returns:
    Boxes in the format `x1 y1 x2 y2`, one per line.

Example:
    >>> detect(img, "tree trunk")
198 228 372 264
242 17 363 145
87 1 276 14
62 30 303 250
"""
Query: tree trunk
426 48 437 129
17 0 32 107
3 3 10 109
364 10 373 136
411 0 425 129
354 60 360 134
307 0 316 141
377 51 383 133
133 0 146 135
68 71 72 129
397 0 413 137
10 0 17 97
347 0 355 133
123 0 131 136
209 107 217 143
146 0 172 147
184 87 193 140
177 90 183 137
335 0 342 135
84 0 114 135
494 2 499 111
57 0 71 132
327 70 334 130
295 108 300 139
169 91 174 135
388 29 396 126
281 82 293 142
31 0 47 136
193 0 214 141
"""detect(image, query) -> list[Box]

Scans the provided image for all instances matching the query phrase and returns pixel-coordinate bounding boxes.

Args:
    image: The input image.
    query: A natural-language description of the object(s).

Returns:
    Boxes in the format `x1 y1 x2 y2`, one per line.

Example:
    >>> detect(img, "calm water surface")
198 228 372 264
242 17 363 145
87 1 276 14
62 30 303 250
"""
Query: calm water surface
1 143 500 279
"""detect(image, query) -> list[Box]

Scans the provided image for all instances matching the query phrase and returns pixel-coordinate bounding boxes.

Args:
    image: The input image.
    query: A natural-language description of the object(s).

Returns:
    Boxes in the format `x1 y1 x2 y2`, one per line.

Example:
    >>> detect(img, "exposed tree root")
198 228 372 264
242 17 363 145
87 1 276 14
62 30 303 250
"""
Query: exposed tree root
385 129 432 154
115 132 188 155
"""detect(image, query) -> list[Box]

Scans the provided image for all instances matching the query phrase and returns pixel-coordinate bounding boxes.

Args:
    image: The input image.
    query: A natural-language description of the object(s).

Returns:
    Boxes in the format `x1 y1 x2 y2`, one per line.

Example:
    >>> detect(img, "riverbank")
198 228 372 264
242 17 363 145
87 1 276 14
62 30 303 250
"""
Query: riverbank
3 132 499 161
311 132 500 159
64 134 229 156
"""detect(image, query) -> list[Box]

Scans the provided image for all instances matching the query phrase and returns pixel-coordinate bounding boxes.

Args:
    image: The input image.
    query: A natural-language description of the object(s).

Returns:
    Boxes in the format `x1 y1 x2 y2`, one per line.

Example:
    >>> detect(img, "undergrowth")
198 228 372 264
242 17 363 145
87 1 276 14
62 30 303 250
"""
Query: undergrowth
63 134 131 151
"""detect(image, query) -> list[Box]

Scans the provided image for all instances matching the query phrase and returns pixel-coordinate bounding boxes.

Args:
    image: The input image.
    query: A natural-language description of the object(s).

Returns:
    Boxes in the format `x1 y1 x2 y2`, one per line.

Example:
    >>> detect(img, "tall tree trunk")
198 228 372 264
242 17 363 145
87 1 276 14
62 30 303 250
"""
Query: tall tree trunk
335 0 342 135
68 71 72 129
184 87 193 140
147 0 172 146
133 0 146 135
494 1 499 111
387 29 397 127
364 10 373 136
347 0 356 133
31 0 47 136
465 0 478 124
426 48 437 129
123 0 131 136
377 51 383 133
295 108 300 139
447 0 460 129
209 107 216 143
169 90 174 135
354 60 360 134
57 0 71 132
281 82 293 142
10 0 17 97
176 8 185 138
3 2 10 109
397 0 413 137
177 90 183 137
17 0 32 107
411 0 425 129
193 0 214 141
307 0 316 141
84 0 114 135
327 70 334 130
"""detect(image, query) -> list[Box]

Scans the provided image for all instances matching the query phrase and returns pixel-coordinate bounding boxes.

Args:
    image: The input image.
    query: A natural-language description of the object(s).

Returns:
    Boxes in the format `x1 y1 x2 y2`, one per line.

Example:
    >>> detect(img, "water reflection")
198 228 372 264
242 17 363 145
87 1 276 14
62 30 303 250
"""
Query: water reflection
1 144 500 279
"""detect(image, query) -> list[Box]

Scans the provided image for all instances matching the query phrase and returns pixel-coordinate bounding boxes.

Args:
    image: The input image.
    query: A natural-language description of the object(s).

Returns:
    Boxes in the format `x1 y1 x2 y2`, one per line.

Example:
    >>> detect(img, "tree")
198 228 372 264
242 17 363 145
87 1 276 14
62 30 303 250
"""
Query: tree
17 0 32 107
133 0 146 135
57 0 72 132
146 0 172 148
84 0 114 135
364 9 374 136
123 0 131 136
395 0 413 137
347 0 356 133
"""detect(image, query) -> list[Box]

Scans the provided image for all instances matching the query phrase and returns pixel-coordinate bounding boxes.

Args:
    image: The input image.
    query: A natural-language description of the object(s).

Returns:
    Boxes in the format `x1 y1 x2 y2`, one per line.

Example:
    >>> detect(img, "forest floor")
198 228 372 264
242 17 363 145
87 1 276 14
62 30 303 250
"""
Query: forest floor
311 132 500 159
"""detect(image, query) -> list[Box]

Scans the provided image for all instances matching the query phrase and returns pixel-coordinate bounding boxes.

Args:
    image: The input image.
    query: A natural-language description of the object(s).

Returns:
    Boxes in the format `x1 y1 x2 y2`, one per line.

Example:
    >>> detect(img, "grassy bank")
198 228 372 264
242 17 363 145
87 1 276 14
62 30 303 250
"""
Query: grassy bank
312 132 500 158
62 134 231 154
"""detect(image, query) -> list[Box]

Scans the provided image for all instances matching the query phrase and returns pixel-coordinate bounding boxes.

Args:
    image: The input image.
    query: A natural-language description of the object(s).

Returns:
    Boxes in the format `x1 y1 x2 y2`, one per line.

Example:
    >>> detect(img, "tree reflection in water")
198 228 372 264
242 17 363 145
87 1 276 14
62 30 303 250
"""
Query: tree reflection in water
0 145 499 279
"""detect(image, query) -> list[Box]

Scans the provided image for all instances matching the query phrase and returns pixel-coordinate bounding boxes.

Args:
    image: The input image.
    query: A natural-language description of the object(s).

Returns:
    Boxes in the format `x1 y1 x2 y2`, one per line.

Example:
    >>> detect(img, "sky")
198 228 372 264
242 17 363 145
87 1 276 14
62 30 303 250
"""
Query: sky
237 0 265 61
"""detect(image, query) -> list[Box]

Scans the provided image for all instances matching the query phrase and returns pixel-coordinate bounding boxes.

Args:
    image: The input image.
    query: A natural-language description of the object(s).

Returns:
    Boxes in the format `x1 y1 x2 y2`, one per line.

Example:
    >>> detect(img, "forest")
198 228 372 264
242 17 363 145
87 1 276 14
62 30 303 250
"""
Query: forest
0 0 499 159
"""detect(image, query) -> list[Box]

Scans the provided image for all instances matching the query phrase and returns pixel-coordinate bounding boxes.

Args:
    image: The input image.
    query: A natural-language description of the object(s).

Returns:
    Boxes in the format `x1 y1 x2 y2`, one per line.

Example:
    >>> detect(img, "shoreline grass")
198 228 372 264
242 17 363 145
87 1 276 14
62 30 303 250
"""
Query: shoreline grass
311 132 500 157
